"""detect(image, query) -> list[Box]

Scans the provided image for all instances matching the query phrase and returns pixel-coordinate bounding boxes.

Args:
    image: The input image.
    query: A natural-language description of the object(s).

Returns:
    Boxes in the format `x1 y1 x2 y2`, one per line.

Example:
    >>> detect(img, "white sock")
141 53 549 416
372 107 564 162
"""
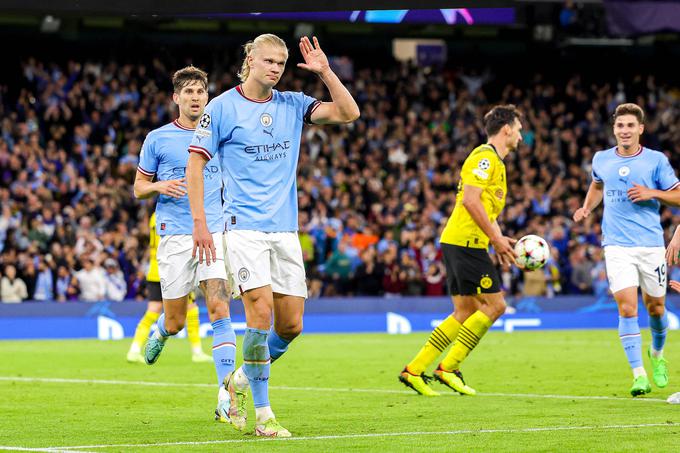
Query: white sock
651 348 663 358
233 366 250 391
255 406 275 423
218 386 229 403
633 367 646 378
153 330 167 342
192 346 204 355
129 343 141 354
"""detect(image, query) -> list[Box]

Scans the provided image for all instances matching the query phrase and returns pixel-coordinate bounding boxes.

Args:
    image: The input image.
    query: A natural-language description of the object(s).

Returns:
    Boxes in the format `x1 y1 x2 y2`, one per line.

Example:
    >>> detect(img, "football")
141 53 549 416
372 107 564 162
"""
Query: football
514 234 550 271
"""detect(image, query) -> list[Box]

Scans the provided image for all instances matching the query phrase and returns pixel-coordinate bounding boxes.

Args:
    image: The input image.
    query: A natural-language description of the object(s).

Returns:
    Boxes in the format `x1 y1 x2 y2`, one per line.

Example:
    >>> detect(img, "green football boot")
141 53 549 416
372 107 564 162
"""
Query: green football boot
255 418 291 437
630 375 652 397
144 336 165 365
399 367 440 396
432 365 476 396
648 347 669 388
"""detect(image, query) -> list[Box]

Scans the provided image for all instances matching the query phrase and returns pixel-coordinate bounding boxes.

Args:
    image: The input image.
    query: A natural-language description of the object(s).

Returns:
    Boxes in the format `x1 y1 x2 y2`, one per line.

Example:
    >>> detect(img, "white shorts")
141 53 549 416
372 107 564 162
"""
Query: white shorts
604 246 667 297
226 230 307 298
157 232 230 299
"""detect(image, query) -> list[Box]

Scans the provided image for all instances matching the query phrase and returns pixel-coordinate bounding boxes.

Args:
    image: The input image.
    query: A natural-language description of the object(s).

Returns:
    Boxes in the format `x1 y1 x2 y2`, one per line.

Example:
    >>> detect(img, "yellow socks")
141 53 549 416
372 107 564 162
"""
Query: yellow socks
186 305 202 353
130 310 160 353
440 310 492 372
407 315 461 374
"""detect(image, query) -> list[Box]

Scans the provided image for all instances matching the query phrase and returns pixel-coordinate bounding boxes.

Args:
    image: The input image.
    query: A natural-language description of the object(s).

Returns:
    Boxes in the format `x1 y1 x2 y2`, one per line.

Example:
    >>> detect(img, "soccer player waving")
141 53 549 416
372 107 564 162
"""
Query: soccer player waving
187 34 359 437
400 105 521 396
573 103 680 396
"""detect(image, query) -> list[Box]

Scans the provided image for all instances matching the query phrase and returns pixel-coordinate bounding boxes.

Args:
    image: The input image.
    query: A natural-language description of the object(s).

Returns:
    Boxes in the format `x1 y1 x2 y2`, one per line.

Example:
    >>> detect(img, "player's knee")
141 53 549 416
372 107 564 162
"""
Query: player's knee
619 304 637 317
488 298 507 320
647 303 665 317
207 301 229 321
277 322 302 340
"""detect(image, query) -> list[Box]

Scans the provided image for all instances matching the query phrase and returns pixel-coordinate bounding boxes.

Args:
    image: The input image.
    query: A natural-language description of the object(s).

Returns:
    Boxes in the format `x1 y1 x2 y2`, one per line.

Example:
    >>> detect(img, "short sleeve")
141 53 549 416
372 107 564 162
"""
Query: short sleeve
137 135 157 177
301 92 321 125
462 150 496 189
189 99 223 160
656 154 680 191
591 153 602 183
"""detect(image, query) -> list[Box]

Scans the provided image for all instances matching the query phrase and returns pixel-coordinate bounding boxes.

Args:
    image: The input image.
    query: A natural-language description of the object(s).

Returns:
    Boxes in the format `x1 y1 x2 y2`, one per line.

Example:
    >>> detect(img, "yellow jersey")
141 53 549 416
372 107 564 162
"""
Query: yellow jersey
146 212 161 282
440 144 507 250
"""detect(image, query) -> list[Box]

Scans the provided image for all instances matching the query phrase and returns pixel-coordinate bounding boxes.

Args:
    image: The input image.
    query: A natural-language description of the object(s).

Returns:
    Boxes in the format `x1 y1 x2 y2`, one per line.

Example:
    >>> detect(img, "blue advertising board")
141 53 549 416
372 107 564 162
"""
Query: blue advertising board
2 296 679 340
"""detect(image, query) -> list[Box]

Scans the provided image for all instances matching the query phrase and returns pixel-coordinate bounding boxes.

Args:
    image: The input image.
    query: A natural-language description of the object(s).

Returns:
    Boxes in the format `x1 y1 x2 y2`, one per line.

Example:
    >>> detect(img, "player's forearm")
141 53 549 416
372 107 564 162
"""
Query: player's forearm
582 182 604 211
319 68 360 123
652 188 680 207
186 153 208 224
463 197 501 241
492 221 503 238
133 179 158 199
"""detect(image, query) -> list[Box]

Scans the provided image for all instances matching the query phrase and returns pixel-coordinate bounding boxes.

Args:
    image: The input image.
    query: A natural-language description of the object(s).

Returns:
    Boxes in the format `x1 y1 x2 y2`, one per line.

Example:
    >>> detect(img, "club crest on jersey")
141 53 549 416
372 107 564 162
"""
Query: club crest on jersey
478 158 491 170
199 113 211 129
260 113 273 127
238 267 250 282
618 166 630 177
480 275 493 289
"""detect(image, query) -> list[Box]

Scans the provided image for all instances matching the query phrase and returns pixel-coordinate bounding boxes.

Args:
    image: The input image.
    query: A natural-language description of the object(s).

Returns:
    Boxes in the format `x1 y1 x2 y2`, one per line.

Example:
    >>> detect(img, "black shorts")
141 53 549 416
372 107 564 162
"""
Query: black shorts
146 280 162 301
441 243 501 296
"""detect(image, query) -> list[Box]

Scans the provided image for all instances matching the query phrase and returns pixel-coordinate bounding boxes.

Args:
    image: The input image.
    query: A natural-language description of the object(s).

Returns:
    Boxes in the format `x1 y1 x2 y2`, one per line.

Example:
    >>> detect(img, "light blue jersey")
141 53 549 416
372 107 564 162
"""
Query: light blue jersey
189 86 319 232
592 146 679 247
138 120 223 236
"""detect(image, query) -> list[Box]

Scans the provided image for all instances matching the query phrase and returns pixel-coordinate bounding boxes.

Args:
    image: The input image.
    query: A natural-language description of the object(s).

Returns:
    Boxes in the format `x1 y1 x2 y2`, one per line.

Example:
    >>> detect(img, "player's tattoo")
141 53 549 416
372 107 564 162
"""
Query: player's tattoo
200 279 231 303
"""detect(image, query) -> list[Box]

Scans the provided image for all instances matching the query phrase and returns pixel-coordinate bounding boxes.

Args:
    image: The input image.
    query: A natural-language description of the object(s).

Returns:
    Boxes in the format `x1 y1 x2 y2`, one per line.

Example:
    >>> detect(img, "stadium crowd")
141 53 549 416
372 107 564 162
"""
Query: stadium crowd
2 53 680 303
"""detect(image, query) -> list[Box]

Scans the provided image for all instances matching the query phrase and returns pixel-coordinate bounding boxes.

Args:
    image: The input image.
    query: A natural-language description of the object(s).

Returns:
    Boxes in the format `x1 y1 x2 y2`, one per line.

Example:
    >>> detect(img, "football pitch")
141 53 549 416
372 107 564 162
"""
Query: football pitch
1 330 680 452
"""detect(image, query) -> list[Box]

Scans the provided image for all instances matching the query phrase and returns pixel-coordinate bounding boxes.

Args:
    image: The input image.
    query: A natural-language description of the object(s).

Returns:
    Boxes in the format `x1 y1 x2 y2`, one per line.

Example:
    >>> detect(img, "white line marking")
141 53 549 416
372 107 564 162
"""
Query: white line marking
0 376 667 403
51 423 679 450
0 447 93 453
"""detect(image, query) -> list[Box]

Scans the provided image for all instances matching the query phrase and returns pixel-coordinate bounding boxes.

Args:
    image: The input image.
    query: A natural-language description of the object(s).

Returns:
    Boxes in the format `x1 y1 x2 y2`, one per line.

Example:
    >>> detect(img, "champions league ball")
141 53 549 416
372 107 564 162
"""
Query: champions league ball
514 235 550 271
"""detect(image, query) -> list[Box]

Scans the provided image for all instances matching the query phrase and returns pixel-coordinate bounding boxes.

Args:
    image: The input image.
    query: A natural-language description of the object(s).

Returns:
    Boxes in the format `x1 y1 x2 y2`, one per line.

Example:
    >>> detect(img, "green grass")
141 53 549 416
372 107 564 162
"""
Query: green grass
1 330 680 452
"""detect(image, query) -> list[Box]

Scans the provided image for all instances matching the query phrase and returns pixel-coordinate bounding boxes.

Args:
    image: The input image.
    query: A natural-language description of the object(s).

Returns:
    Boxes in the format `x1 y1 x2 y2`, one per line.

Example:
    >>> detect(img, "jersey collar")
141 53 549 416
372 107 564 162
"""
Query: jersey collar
173 119 195 131
484 143 500 157
615 145 643 158
236 85 273 103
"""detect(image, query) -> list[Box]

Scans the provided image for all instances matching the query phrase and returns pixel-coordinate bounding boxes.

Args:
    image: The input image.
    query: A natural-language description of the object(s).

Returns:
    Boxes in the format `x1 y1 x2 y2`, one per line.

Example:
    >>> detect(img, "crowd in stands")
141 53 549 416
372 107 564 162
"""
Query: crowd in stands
2 51 680 303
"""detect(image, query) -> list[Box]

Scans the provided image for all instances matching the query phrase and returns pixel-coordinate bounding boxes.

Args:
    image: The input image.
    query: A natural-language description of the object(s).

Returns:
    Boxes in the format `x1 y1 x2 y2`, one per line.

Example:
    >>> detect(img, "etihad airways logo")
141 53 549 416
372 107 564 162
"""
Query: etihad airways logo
244 141 291 161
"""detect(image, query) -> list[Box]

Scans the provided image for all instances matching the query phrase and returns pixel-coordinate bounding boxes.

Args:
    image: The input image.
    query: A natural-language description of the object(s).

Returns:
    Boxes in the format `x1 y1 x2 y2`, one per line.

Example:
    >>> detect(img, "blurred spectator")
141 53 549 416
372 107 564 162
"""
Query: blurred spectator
423 262 446 296
55 265 79 302
355 247 384 295
382 247 406 297
33 256 55 301
323 241 354 296
1 264 28 303
523 269 547 297
569 245 594 294
75 256 105 302
103 258 127 302
401 252 424 296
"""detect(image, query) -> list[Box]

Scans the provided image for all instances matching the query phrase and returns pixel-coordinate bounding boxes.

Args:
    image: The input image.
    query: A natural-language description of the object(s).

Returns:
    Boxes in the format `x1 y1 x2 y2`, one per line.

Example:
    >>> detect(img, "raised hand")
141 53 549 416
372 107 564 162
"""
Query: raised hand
297 36 330 75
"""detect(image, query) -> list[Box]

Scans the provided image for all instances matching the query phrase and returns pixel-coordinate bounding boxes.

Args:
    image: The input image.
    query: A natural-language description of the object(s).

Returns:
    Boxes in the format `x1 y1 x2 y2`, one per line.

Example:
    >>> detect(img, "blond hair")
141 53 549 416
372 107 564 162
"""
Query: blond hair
237 34 288 83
